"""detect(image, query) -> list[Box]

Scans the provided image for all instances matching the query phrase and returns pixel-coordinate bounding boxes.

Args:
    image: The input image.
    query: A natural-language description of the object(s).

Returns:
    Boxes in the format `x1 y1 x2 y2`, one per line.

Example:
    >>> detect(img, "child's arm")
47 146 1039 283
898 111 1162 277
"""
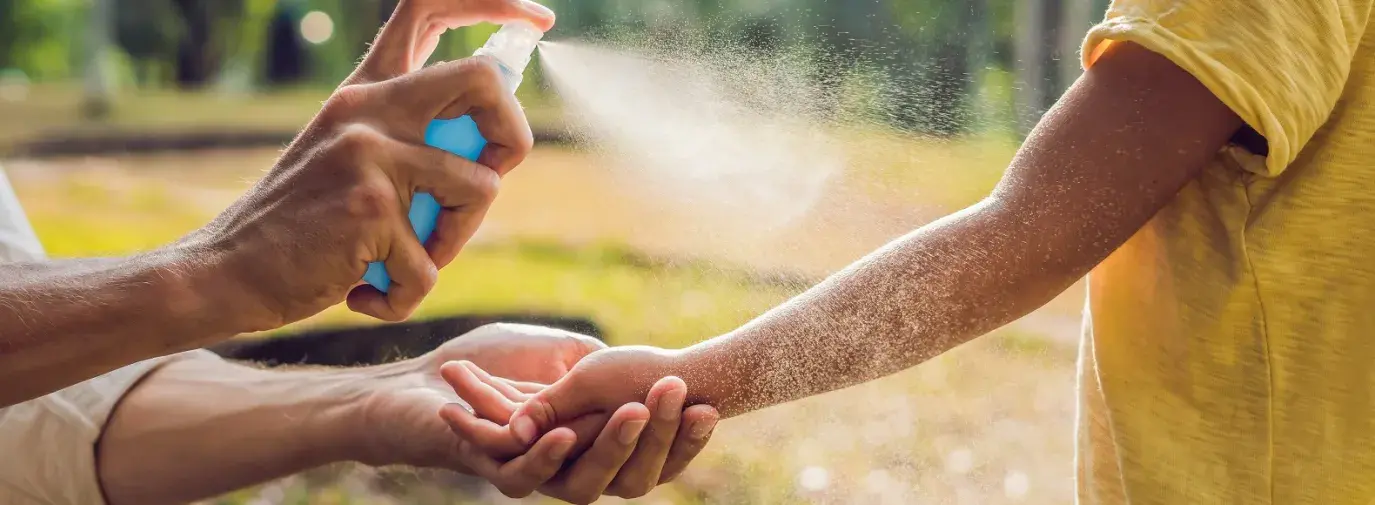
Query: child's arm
461 41 1243 442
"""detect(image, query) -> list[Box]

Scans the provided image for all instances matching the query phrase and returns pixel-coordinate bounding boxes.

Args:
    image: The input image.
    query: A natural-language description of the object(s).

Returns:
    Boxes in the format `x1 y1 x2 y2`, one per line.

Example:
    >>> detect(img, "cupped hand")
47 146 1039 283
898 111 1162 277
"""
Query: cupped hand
507 346 690 439
352 323 604 470
444 347 719 502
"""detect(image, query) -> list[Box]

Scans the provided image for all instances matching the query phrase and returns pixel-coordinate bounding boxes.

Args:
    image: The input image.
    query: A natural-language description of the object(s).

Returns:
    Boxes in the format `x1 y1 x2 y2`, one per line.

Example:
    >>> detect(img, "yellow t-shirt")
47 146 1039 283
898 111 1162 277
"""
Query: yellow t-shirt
1079 1 1375 504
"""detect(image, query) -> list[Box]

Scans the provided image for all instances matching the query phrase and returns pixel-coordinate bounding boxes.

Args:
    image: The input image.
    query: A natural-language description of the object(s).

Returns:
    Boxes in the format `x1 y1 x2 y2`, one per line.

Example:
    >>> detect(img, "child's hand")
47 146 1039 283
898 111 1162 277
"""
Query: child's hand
438 354 718 501
506 346 693 439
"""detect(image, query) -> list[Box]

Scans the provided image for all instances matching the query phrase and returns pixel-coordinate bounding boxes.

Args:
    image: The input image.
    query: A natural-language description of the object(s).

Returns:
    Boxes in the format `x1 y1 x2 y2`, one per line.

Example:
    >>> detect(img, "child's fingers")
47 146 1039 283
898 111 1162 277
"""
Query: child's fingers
440 360 517 421
438 402 529 460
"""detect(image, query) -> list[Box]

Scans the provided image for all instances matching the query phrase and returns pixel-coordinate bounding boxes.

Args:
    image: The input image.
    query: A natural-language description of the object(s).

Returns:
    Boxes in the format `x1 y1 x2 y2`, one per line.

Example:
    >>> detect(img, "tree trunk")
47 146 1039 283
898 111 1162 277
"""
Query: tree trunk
82 0 114 119
1058 0 1094 93
1014 0 1063 133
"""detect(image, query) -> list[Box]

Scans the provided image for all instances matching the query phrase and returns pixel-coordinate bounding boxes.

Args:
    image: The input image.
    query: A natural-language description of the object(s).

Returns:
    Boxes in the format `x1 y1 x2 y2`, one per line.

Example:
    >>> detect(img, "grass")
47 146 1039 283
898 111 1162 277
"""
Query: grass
5 138 1078 504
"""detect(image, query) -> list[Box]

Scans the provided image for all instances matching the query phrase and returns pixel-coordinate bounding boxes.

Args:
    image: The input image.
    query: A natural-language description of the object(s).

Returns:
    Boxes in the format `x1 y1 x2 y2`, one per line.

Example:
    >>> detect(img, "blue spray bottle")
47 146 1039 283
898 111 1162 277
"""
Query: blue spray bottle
362 22 544 292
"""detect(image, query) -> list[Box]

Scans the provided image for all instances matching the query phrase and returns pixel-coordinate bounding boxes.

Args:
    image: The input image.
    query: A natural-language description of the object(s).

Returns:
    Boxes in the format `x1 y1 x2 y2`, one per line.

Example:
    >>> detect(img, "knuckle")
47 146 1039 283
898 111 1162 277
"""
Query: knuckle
570 334 608 353
465 56 505 90
472 166 500 201
325 84 371 115
509 126 535 163
345 176 396 220
336 123 386 156
454 162 500 202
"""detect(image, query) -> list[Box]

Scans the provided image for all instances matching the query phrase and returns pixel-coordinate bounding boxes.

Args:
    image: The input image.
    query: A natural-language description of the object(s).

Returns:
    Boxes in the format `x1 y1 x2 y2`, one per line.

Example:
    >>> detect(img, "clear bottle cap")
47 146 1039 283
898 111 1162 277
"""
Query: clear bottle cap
474 22 543 92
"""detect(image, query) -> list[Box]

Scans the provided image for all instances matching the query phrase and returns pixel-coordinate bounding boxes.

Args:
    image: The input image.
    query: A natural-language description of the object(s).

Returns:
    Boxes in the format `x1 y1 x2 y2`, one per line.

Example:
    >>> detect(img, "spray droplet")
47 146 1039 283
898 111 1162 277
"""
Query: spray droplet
798 465 830 492
1004 470 1030 500
945 447 974 475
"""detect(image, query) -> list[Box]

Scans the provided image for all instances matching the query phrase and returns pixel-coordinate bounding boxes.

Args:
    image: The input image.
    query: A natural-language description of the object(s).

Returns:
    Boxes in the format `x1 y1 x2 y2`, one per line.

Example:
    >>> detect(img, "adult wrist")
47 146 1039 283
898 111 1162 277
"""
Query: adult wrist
338 359 431 466
284 365 391 467
166 233 286 338
114 243 247 355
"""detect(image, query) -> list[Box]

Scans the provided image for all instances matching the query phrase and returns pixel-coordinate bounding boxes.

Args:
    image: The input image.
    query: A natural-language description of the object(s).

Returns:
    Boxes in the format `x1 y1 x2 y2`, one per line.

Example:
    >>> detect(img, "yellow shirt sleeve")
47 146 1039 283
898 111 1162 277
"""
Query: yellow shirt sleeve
1083 0 1372 176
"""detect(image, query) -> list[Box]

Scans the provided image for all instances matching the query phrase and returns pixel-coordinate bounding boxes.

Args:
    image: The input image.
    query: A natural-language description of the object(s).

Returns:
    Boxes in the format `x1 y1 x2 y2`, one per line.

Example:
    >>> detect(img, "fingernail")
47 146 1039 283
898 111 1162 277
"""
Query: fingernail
658 389 686 421
690 418 717 440
618 420 647 445
512 415 537 445
522 1 555 20
447 401 474 416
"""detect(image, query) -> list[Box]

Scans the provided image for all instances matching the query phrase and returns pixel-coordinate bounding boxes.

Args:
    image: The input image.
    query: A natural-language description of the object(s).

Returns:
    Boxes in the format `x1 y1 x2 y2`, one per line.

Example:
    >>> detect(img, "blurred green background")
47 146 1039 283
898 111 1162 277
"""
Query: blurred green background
1 0 1104 503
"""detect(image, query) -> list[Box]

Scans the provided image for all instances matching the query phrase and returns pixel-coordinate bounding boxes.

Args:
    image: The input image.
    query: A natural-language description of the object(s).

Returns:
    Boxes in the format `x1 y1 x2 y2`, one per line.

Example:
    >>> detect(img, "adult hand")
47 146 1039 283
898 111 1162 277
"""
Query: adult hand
446 346 718 502
354 323 603 470
353 324 718 503
192 54 532 330
348 0 557 86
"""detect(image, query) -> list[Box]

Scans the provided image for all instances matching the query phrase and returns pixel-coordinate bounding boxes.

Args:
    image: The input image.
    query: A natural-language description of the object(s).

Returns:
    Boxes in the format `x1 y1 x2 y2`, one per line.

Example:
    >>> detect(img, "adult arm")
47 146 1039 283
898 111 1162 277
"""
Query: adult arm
0 253 240 409
95 325 717 505
0 0 549 408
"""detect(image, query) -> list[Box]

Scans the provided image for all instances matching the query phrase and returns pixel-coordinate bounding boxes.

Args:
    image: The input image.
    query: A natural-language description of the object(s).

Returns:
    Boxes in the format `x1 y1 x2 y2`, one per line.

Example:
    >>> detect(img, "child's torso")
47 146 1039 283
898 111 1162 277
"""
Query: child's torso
1082 28 1375 505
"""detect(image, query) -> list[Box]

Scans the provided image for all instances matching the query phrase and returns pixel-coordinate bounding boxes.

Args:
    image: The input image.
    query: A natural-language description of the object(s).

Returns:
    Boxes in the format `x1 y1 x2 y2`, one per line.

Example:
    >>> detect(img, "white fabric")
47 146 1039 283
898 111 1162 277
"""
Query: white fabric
0 167 43 263
0 164 191 505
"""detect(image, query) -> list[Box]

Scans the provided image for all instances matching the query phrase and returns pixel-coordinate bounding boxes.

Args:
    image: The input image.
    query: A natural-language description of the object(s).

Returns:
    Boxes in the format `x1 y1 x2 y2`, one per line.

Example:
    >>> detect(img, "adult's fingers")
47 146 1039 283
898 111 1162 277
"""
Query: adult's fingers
540 403 650 504
658 404 720 483
440 361 518 421
439 402 529 460
463 361 530 403
352 0 555 84
378 58 534 174
502 378 547 395
383 140 500 269
604 377 686 498
345 203 437 321
457 426 577 499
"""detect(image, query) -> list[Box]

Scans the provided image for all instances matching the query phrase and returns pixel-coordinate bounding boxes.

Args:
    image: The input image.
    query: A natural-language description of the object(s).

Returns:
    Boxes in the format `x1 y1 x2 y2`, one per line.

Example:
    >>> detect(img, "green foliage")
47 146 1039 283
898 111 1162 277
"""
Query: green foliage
0 0 83 80
2 0 1104 133
114 0 183 83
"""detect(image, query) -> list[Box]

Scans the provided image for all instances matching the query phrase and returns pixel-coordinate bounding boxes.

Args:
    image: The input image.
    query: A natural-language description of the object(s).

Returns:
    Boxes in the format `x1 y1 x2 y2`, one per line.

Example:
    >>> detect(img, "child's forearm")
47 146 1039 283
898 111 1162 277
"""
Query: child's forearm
669 201 1085 418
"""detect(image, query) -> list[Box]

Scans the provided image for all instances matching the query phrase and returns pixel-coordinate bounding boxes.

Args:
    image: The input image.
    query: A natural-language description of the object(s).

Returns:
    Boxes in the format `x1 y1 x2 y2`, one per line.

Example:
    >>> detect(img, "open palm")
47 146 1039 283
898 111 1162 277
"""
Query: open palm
355 323 602 470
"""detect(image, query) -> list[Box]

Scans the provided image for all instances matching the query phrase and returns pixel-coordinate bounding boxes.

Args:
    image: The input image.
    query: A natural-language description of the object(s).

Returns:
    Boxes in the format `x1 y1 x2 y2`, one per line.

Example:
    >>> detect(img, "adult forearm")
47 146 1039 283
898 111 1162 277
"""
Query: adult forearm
0 245 241 407
96 355 376 505
675 199 1086 418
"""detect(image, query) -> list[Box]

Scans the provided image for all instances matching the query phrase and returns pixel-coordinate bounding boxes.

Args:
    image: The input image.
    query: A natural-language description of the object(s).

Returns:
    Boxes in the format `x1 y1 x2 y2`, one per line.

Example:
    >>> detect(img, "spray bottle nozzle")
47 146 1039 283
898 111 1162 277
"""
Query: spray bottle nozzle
474 22 544 92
